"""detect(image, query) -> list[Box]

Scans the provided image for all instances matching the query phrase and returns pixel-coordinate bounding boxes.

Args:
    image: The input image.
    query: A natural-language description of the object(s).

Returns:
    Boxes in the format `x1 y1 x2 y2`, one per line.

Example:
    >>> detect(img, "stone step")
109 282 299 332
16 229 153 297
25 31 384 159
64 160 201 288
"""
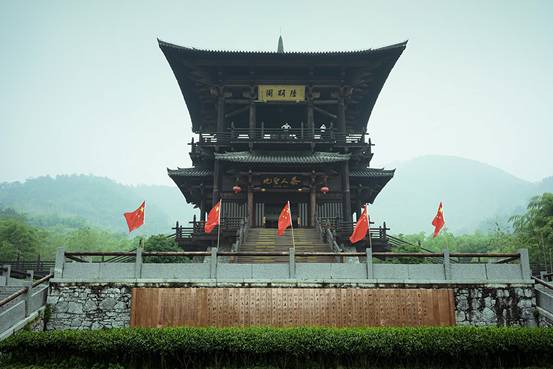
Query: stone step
236 227 332 263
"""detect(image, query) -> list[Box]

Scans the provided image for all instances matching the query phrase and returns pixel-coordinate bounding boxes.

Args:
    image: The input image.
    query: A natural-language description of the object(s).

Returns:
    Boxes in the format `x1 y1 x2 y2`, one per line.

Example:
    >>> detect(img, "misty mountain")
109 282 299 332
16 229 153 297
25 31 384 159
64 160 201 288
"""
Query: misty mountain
0 175 195 235
0 156 551 236
370 155 553 234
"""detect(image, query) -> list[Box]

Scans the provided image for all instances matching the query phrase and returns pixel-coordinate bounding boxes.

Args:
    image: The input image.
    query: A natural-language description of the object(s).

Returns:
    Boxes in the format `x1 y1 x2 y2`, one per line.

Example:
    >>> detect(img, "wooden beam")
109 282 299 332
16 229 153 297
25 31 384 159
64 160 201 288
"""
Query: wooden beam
224 106 249 118
313 105 337 119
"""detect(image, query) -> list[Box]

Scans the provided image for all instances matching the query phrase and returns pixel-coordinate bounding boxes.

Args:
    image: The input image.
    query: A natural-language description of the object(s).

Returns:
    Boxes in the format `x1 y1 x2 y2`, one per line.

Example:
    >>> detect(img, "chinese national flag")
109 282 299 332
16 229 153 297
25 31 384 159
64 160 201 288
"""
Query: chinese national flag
277 201 292 236
204 200 221 234
123 201 145 233
349 205 369 244
432 202 445 238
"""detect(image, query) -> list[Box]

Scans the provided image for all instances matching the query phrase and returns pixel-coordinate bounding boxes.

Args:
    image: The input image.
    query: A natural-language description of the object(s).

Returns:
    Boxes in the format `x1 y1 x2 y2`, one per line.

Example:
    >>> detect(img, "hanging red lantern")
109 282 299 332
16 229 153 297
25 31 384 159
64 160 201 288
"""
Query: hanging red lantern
232 185 242 194
320 186 330 194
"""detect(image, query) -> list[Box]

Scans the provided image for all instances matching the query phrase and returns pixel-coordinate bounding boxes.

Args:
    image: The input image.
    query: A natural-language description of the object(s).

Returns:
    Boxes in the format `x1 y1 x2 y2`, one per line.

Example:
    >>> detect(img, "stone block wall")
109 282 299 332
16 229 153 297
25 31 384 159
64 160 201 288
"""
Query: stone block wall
454 286 536 326
45 283 537 330
46 284 131 330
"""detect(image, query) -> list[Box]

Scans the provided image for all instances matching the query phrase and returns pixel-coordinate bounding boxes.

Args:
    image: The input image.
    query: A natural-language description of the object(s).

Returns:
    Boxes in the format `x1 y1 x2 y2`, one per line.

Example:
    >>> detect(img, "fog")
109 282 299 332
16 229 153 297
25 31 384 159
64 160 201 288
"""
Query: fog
1 0 552 185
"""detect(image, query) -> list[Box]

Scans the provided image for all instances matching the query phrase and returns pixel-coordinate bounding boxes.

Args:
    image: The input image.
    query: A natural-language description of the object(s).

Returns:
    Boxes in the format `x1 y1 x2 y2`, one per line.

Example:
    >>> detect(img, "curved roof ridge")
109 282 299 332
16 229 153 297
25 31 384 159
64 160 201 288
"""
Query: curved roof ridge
157 38 407 55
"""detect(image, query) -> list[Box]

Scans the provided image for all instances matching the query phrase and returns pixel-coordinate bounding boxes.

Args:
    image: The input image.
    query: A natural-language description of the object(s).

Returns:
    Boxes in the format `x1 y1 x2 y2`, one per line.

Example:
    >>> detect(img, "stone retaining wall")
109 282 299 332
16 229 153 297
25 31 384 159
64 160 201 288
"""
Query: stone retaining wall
45 283 536 330
454 286 535 326
46 284 131 330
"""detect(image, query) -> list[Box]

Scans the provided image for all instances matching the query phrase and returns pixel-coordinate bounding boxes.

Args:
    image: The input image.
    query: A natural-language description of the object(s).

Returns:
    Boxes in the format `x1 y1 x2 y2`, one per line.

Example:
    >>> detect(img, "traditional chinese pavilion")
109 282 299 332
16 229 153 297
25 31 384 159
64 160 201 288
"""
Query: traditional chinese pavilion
160 37 406 251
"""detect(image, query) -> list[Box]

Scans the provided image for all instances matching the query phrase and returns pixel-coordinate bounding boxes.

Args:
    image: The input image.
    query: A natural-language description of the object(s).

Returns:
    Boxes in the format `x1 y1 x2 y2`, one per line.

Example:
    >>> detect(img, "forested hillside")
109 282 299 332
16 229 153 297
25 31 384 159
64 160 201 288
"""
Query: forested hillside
0 175 195 235
371 155 553 234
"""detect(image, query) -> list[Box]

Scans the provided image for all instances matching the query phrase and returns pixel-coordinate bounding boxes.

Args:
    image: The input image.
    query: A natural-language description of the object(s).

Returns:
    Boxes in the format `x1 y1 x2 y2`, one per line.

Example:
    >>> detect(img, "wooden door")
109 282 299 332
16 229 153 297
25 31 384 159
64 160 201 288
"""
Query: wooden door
254 202 264 227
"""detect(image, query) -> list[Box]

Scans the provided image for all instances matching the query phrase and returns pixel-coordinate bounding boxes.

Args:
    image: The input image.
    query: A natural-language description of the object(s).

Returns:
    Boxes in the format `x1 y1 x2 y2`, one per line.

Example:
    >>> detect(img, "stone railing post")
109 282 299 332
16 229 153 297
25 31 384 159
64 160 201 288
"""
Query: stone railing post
366 248 373 279
135 247 143 279
443 249 451 280
2 264 11 286
24 270 34 317
518 249 531 280
289 248 296 279
210 247 218 279
54 247 65 279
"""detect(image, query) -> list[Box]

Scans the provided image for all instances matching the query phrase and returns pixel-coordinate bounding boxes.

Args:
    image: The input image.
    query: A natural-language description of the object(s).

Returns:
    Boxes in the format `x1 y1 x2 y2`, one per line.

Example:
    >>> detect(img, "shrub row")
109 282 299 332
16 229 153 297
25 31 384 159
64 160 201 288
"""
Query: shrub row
2 326 553 369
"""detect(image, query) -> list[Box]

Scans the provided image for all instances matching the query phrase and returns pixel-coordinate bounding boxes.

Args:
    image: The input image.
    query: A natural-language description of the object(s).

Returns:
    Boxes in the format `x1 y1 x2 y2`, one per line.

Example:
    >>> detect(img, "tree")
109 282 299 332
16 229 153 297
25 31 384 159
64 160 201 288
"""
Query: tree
143 235 188 263
0 218 39 260
511 193 553 272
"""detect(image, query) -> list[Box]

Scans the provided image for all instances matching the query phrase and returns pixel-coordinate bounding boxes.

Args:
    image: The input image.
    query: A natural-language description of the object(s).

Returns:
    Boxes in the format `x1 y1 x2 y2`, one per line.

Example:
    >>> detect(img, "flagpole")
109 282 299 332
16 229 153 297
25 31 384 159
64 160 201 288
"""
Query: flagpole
366 204 373 250
216 199 222 250
288 201 295 249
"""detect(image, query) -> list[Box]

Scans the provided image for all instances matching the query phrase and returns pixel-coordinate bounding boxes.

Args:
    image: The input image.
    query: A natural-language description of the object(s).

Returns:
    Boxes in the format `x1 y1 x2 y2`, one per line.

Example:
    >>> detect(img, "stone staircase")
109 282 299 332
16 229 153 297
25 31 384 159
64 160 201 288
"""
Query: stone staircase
237 228 335 263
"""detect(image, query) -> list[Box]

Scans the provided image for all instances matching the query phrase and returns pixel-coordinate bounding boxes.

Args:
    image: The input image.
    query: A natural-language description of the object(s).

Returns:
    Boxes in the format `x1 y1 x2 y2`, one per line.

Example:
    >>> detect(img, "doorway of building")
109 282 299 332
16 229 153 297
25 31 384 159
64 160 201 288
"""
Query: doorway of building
253 193 309 228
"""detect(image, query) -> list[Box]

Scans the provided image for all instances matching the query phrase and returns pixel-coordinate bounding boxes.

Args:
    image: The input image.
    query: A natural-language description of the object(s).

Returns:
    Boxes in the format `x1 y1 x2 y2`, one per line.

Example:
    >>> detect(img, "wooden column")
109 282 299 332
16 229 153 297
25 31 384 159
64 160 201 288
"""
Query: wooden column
247 188 254 227
212 161 220 205
247 170 253 226
200 185 206 221
353 190 361 222
307 101 314 139
310 171 317 227
310 186 316 227
337 96 346 135
342 161 352 223
217 89 225 133
249 101 256 149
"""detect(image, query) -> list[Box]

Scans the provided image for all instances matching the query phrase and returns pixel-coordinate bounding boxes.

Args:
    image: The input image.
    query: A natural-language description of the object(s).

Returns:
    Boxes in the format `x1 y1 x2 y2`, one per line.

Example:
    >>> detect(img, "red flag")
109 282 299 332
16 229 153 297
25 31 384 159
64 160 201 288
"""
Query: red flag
123 201 145 233
349 205 369 244
432 202 445 238
205 200 221 234
277 201 292 236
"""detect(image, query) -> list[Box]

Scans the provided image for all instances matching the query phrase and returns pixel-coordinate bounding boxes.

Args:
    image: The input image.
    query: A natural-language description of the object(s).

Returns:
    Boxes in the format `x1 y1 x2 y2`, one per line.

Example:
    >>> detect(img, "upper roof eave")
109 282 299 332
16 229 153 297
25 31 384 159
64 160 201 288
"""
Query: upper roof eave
157 38 407 57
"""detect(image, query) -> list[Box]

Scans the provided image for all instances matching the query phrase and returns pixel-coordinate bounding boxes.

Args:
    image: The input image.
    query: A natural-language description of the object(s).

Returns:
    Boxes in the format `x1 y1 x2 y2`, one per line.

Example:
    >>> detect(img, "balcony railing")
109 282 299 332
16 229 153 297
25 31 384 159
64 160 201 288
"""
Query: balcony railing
172 217 246 243
193 127 369 147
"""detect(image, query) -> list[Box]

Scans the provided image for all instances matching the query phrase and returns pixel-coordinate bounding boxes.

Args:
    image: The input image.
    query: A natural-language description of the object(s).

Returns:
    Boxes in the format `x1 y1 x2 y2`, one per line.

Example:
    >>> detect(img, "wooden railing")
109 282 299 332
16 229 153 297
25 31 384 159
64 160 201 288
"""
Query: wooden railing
317 218 391 244
173 217 244 242
0 256 55 277
192 127 369 147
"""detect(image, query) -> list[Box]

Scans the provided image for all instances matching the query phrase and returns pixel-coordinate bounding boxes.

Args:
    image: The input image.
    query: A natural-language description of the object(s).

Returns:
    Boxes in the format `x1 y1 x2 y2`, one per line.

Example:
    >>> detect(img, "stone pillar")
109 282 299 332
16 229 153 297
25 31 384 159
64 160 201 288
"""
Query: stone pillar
289 248 296 279
366 248 373 279
25 270 33 317
54 247 65 279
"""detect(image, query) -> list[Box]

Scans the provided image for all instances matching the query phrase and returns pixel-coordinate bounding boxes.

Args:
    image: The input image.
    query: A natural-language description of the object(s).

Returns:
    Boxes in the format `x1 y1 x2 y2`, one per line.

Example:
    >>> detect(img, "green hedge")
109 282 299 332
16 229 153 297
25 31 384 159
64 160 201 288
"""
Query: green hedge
1 327 553 369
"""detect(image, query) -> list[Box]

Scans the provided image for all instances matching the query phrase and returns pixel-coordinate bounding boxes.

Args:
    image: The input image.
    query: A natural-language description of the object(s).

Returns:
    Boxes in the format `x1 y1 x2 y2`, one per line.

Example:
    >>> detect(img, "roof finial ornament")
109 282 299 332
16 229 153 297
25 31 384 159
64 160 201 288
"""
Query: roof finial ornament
277 31 284 53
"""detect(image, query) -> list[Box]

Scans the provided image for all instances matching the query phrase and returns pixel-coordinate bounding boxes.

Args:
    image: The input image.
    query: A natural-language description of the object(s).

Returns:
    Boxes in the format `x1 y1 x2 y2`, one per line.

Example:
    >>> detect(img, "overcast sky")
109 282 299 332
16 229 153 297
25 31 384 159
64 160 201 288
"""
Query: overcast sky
1 0 552 186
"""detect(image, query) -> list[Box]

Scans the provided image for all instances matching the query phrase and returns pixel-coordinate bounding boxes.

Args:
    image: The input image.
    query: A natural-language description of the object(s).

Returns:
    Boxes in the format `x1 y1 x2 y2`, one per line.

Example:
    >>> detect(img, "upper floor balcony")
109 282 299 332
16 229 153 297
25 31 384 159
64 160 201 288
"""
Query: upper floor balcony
192 127 371 149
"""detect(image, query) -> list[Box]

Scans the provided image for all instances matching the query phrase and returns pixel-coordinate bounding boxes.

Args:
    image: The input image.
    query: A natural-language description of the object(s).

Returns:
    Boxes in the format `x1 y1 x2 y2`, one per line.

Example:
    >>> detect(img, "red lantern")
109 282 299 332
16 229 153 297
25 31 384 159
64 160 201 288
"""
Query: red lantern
320 186 330 194
232 185 242 194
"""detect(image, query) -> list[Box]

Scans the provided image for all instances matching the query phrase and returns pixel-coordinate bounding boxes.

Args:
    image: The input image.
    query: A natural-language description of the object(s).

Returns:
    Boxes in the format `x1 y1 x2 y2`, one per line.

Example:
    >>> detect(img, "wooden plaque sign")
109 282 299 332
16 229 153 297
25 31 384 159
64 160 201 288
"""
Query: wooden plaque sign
258 85 305 102
130 288 456 328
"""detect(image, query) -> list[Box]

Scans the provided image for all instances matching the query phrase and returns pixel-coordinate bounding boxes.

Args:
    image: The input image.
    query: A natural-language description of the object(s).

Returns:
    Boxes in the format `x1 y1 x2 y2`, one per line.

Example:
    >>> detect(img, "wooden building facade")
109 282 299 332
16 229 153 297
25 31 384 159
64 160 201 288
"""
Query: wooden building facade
160 38 405 247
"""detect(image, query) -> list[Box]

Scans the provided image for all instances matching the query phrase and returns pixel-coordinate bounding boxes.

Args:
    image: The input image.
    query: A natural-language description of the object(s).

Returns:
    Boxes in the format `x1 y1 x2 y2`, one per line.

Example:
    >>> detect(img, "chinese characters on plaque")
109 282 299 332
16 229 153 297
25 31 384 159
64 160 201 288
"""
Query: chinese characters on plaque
260 176 303 188
258 85 305 102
